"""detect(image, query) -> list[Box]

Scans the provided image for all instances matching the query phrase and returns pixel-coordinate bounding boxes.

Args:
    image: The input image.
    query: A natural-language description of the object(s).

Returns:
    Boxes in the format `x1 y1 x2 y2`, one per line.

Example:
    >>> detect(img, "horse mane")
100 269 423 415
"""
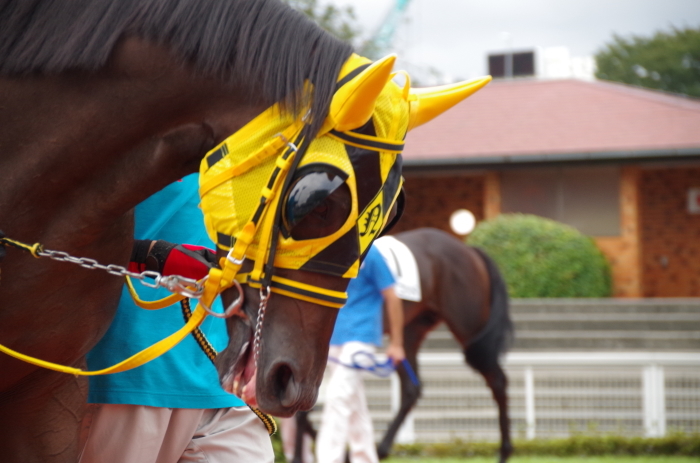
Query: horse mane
0 0 353 135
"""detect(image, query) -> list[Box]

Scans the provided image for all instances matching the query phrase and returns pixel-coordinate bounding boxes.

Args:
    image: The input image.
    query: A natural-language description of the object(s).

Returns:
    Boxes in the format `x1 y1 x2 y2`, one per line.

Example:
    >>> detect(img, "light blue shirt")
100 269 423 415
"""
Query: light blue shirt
330 245 395 346
87 174 244 409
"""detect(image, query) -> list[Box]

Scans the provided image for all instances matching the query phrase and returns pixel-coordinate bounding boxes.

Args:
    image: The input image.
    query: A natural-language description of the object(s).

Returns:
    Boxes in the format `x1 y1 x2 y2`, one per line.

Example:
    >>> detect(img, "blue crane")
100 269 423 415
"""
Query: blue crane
362 0 413 59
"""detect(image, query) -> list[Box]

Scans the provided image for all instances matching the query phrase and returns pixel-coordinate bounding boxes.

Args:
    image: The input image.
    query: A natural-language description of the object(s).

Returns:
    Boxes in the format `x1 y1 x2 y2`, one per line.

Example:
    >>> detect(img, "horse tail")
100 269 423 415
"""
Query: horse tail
464 247 514 373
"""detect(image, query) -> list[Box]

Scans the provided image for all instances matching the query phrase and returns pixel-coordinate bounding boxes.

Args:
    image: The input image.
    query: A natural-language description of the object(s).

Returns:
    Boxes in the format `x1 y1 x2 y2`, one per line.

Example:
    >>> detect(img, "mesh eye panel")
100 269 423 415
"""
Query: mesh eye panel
298 137 354 173
373 81 409 142
200 107 294 248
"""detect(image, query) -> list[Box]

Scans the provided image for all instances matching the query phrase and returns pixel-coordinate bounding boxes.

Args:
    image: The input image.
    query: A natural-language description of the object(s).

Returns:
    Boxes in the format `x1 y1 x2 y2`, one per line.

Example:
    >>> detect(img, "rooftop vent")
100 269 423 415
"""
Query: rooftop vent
488 51 535 78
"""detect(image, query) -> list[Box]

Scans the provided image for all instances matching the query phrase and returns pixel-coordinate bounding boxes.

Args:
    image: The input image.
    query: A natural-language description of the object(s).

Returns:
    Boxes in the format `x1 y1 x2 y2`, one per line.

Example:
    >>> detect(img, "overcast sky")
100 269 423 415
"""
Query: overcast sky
325 0 700 82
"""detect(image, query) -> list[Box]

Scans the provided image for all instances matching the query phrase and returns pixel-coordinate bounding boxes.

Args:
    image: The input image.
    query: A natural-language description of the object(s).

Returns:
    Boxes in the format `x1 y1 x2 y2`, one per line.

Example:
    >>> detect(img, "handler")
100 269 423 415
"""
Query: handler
79 174 273 463
315 243 405 463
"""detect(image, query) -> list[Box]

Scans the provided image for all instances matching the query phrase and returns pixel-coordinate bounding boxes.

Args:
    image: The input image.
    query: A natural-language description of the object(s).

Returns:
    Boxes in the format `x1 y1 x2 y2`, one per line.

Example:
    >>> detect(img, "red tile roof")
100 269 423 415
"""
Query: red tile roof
403 79 700 165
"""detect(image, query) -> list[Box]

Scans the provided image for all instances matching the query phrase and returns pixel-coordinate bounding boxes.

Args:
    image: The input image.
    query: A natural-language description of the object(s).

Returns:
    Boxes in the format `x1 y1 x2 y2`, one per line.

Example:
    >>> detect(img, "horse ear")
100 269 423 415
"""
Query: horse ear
329 54 397 132
407 76 492 131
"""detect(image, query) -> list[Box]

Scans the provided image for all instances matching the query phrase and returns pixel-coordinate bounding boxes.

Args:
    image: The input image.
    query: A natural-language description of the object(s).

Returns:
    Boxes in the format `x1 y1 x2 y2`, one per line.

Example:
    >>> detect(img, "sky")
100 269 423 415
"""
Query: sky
324 0 700 83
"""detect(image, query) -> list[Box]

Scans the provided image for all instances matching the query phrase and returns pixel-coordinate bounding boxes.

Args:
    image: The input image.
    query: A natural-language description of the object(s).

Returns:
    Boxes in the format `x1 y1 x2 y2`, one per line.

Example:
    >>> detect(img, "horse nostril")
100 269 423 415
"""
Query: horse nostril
273 363 298 408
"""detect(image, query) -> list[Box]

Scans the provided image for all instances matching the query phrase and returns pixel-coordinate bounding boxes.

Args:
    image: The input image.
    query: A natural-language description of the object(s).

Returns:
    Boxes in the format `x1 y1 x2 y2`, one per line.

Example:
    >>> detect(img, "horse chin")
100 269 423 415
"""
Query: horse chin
223 336 259 406
215 313 256 402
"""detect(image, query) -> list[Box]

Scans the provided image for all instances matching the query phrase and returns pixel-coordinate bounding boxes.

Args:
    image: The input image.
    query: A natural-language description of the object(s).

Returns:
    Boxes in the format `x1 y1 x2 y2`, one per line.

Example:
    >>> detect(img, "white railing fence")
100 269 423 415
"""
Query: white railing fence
350 352 700 443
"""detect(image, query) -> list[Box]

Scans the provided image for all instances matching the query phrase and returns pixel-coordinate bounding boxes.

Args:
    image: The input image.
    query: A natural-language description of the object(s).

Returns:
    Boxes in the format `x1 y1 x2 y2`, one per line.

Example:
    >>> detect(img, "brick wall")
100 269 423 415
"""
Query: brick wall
392 173 485 235
393 165 700 298
639 166 700 297
594 166 642 297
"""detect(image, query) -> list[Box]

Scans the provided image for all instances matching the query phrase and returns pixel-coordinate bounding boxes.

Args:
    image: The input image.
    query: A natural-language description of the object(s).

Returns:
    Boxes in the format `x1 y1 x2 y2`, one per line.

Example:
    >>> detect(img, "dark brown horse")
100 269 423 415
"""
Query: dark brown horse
291 228 513 463
0 1 356 461
378 228 513 463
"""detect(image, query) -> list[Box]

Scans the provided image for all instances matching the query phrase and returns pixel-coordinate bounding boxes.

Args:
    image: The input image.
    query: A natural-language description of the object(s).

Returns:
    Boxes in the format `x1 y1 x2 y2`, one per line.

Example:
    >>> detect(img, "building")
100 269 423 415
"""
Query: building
396 79 700 297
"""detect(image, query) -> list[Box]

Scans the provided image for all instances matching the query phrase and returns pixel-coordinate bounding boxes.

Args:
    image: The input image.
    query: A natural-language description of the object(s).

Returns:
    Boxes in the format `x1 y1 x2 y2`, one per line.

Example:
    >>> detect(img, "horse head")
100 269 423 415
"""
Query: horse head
201 53 491 416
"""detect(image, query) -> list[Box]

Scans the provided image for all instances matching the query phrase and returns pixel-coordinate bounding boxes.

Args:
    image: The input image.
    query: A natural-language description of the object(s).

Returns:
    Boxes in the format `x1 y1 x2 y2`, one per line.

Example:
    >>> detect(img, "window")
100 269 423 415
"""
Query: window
488 51 535 78
501 166 620 236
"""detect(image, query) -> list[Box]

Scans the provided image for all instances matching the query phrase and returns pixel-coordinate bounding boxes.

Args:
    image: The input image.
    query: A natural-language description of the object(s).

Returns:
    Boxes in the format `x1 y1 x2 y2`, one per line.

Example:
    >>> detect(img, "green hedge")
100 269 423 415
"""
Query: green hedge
272 432 700 461
391 434 700 458
468 214 612 298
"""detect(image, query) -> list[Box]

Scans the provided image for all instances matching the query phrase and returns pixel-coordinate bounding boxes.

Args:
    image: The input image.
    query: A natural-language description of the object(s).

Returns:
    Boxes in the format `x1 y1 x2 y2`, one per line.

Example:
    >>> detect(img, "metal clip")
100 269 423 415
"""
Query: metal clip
201 279 245 319
161 275 204 299
276 133 298 153
226 248 244 266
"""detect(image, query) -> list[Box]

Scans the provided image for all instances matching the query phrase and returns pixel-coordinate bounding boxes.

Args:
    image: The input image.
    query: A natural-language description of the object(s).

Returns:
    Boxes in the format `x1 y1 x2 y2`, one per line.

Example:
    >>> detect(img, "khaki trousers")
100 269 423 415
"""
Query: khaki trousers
79 404 273 463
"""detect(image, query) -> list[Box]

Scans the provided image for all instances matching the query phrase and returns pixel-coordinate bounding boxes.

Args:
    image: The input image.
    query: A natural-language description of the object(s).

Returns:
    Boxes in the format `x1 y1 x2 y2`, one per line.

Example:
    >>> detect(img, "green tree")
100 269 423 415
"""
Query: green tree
595 27 700 97
285 0 359 43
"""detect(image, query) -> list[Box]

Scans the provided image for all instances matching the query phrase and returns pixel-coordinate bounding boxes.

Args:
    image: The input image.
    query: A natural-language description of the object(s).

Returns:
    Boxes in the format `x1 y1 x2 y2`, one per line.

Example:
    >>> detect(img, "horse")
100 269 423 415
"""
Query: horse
290 228 513 463
0 1 351 460
377 228 513 462
0 2 490 461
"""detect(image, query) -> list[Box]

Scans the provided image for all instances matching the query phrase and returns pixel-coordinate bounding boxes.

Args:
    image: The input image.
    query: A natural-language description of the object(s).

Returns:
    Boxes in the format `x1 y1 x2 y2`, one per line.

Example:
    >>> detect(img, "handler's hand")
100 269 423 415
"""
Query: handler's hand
385 343 406 366
129 239 217 280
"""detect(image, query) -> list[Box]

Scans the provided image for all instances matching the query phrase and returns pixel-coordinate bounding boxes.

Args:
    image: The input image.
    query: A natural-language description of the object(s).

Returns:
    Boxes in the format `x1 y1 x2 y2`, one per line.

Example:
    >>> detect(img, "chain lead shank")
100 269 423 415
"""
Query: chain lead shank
30 247 204 299
253 286 270 368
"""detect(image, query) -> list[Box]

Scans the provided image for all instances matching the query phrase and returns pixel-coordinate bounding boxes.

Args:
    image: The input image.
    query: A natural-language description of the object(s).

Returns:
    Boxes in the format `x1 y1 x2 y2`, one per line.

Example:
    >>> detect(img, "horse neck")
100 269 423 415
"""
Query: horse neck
0 39 269 386
0 37 265 249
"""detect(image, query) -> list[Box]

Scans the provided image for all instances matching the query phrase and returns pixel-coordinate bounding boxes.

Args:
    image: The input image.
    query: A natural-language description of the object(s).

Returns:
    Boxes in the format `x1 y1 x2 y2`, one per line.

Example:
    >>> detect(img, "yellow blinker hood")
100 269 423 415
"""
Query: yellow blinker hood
198 53 491 307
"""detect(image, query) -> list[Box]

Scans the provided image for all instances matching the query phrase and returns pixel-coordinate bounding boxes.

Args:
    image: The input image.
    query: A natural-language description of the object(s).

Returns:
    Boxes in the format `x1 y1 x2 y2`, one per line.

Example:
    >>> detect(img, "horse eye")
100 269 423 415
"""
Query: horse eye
284 171 351 240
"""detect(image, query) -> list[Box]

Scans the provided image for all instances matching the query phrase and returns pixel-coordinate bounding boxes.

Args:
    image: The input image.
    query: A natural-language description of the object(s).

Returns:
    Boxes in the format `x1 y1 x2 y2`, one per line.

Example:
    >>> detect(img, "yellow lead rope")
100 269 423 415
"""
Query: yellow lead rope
0 269 223 376
125 276 188 310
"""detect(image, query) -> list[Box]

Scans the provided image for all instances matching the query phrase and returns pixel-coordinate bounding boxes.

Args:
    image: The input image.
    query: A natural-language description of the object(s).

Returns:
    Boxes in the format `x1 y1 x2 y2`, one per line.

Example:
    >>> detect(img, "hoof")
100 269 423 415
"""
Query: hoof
376 444 390 460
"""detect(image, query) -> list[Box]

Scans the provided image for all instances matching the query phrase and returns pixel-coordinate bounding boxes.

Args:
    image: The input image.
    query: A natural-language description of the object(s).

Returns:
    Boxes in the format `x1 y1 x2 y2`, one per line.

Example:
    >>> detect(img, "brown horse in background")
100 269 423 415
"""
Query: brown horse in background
291 228 513 463
378 228 513 462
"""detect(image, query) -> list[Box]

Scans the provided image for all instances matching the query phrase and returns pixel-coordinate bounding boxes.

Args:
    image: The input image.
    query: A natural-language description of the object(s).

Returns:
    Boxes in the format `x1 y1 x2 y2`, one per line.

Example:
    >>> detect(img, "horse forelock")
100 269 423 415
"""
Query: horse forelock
0 0 353 135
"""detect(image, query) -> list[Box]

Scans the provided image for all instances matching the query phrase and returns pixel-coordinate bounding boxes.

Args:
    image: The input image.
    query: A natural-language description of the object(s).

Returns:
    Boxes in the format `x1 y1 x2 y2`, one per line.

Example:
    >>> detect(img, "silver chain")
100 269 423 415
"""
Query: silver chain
253 286 270 368
37 248 204 299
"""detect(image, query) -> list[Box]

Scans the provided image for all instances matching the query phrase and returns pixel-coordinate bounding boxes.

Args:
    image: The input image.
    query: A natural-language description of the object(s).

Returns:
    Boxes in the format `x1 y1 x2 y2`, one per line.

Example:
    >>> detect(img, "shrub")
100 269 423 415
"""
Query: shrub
468 214 612 298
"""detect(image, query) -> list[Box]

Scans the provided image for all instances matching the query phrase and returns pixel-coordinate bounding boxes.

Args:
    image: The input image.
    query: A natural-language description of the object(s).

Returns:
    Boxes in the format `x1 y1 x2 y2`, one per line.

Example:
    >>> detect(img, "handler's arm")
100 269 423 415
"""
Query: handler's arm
382 286 405 365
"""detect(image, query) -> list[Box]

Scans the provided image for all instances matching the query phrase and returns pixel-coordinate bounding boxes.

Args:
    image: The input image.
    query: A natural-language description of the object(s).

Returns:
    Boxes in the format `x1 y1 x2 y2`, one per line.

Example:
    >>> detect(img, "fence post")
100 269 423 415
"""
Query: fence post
643 364 666 437
524 366 536 440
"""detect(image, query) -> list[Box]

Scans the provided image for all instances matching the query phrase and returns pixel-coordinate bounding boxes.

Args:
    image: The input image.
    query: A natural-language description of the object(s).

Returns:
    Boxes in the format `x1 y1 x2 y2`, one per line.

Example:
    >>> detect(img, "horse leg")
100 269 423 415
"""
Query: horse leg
464 329 513 462
292 413 305 463
376 352 420 460
484 364 512 463
291 411 315 463
460 247 513 463
466 356 512 463
0 369 87 463
298 409 317 440
377 316 435 460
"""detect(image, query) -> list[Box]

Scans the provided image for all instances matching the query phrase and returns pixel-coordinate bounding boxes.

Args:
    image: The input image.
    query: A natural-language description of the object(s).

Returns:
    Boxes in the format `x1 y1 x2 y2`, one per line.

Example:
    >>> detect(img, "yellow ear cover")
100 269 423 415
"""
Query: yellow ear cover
407 76 492 131
330 54 397 132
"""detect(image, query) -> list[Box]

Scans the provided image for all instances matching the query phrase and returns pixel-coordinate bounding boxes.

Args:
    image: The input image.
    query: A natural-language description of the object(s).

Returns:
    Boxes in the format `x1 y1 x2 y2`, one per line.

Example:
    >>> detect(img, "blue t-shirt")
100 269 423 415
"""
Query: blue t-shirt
87 174 244 409
330 245 395 346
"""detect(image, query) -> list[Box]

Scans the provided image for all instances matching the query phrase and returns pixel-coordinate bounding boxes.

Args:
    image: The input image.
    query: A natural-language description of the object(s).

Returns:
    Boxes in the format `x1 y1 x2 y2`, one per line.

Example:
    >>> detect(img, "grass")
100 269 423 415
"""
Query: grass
273 433 700 462
385 457 699 463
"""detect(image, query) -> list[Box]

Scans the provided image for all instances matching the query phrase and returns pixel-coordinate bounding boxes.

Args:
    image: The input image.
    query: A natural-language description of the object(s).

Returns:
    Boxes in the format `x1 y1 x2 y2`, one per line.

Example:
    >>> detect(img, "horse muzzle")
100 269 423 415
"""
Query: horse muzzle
216 284 335 416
